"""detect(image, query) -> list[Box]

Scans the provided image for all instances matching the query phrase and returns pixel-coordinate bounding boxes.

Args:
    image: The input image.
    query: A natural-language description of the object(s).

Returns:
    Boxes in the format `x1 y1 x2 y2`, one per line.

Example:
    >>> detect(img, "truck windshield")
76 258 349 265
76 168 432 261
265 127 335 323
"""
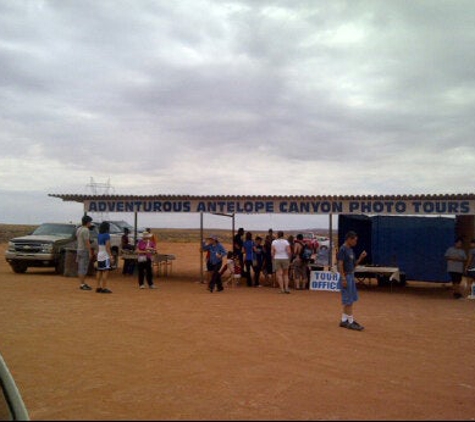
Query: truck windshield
32 224 76 237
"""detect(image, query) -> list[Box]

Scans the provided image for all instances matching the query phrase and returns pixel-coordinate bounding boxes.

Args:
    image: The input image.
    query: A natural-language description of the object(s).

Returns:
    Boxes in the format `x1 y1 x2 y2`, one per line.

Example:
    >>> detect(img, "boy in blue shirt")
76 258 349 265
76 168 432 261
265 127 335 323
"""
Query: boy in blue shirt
202 235 227 292
337 231 367 331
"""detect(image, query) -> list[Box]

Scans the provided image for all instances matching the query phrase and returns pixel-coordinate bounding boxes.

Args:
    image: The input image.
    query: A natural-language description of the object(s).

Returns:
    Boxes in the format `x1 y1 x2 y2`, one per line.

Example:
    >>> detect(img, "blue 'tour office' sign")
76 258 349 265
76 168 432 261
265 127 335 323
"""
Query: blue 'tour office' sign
310 271 341 292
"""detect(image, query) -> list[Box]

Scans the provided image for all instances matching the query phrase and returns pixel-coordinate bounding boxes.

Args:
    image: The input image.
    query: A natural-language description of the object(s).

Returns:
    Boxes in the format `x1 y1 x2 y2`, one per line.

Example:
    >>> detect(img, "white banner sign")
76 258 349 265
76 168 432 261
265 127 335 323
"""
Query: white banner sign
310 271 341 292
83 198 475 215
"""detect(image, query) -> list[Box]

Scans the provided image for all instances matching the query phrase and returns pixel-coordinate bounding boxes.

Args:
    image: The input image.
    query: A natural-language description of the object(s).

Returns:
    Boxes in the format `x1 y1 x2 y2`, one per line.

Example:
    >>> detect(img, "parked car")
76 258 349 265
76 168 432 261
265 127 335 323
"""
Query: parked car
300 232 321 252
89 222 122 263
108 220 141 233
315 235 330 248
5 223 78 274
5 220 123 275
315 238 331 267
97 220 144 244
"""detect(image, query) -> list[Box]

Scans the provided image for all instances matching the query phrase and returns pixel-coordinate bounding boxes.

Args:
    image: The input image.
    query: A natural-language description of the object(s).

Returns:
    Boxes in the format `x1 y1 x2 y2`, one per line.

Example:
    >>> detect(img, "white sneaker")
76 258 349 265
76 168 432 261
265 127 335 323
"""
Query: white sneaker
139 285 145 289
149 284 157 289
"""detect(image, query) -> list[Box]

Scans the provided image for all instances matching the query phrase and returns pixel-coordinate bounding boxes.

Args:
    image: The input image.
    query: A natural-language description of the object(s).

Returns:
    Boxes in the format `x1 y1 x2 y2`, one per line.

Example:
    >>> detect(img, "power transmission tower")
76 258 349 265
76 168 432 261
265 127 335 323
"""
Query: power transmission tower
86 177 115 220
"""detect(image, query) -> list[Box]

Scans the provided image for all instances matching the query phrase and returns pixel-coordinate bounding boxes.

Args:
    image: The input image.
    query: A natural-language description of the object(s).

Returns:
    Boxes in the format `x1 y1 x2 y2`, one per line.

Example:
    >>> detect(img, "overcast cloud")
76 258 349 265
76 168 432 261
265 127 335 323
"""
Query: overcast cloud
1 0 474 229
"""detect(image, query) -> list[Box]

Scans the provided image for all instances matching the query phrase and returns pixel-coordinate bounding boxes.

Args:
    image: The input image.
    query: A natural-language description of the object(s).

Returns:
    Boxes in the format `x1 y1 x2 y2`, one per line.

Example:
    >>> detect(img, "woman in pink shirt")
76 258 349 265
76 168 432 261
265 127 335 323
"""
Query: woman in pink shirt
135 230 157 289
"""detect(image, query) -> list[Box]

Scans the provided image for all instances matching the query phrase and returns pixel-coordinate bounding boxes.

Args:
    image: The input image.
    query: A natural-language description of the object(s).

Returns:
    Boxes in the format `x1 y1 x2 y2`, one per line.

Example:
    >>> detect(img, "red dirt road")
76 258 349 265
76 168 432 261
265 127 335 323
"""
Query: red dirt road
1 242 475 420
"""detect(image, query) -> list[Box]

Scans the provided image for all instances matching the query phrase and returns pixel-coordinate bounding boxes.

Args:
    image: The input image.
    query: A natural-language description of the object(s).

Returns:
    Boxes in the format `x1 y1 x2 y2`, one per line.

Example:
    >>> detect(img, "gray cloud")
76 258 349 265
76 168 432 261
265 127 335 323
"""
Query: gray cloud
1 0 475 225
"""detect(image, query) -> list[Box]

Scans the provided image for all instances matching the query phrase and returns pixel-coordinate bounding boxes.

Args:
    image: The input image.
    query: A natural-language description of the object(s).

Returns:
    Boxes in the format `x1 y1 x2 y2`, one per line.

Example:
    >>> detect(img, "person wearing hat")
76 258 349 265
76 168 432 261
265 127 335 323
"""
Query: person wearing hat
135 230 157 289
202 234 227 292
145 227 157 244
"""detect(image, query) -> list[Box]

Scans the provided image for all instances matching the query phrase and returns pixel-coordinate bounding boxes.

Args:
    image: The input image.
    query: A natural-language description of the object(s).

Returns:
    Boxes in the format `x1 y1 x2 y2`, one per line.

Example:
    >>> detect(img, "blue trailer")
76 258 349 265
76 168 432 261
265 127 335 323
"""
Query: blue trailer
338 215 456 283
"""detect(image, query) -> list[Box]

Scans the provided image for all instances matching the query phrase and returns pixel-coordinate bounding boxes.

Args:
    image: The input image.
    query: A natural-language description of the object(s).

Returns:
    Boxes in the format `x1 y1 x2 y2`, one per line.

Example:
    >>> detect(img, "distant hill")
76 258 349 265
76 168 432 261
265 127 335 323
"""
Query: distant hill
0 224 334 245
0 224 38 244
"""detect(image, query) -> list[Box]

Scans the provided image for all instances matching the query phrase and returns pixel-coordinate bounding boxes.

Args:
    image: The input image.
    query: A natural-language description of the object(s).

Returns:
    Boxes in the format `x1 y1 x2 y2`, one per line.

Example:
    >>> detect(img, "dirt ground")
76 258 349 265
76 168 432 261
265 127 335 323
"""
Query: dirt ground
1 241 475 421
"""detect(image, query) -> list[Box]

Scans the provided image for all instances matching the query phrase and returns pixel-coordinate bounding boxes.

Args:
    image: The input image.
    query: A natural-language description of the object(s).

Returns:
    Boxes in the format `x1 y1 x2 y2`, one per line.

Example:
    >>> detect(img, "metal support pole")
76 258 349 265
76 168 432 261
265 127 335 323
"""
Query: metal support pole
232 213 235 248
134 211 138 247
329 213 333 268
200 211 204 283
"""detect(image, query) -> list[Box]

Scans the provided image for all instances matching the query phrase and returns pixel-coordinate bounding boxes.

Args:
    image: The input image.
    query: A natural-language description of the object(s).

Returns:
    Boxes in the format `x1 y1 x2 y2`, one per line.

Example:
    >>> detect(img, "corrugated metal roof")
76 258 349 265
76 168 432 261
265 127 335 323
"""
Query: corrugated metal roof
48 193 475 203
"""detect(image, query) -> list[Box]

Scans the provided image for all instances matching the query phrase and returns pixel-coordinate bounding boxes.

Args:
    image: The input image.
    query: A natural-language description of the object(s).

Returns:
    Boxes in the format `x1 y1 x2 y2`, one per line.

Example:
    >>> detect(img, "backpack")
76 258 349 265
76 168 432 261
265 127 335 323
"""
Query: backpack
300 242 313 261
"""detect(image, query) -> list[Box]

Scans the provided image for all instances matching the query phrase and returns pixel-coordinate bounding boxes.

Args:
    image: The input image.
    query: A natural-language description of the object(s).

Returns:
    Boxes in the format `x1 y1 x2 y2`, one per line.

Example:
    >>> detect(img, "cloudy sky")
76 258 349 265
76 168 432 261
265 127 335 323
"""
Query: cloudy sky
1 0 474 229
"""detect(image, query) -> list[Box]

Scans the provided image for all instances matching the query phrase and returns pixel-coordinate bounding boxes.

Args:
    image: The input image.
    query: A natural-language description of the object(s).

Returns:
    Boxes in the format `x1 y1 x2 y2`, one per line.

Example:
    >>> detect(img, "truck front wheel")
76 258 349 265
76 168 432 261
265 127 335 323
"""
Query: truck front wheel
11 262 28 274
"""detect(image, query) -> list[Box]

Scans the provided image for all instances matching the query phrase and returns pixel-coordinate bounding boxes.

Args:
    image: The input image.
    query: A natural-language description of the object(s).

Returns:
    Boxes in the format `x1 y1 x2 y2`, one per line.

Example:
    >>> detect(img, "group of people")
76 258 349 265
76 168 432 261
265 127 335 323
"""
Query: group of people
204 228 319 293
76 215 114 293
76 217 369 331
76 216 159 293
202 228 367 331
76 214 475 332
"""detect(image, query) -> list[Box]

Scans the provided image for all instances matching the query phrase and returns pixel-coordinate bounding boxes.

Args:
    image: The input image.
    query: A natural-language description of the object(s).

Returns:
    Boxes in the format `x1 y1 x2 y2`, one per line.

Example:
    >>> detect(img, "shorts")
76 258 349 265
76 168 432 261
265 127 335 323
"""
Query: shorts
448 272 463 284
97 258 111 271
338 273 359 306
292 259 307 279
77 250 90 276
274 258 290 271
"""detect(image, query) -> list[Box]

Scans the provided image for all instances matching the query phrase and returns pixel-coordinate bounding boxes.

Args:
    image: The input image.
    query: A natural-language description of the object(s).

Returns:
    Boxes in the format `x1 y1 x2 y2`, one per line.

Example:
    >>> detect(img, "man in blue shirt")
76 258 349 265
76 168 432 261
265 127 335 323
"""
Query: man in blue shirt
202 235 227 293
337 231 367 331
445 237 467 299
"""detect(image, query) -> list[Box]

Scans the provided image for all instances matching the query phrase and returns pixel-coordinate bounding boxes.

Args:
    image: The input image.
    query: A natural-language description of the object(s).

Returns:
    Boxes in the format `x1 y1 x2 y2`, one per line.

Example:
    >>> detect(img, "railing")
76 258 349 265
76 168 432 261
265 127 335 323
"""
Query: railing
0 353 29 421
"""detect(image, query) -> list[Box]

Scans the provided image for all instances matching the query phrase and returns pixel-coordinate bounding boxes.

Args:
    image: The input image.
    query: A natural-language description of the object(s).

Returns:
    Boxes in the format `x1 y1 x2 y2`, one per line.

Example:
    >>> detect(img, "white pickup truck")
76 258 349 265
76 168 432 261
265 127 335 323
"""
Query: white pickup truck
5 222 122 274
5 223 79 274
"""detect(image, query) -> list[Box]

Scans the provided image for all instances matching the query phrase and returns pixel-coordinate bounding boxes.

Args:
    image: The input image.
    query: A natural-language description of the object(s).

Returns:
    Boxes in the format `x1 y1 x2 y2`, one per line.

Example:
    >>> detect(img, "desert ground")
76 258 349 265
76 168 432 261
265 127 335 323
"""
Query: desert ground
1 226 475 421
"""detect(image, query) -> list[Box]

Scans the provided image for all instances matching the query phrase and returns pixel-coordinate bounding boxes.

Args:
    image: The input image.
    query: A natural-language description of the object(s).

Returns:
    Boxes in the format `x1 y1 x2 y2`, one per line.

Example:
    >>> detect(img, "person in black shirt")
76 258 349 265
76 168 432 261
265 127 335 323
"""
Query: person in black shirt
121 227 135 276
233 227 245 273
